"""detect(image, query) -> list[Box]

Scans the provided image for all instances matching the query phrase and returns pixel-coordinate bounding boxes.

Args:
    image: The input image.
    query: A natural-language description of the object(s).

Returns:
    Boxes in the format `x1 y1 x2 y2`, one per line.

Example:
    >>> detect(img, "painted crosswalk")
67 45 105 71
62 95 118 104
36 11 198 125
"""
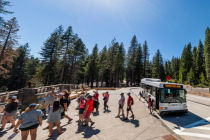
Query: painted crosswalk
173 117 210 139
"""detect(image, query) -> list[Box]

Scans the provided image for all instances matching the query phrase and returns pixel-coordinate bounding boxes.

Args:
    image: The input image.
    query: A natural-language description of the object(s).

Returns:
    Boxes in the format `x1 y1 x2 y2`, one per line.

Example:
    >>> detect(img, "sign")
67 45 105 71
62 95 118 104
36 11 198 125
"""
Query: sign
164 84 183 88
166 75 172 81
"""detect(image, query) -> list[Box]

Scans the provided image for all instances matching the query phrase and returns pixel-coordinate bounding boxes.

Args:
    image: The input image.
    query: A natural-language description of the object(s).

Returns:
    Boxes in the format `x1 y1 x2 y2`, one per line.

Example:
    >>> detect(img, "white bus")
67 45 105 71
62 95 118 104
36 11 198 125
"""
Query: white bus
140 78 188 115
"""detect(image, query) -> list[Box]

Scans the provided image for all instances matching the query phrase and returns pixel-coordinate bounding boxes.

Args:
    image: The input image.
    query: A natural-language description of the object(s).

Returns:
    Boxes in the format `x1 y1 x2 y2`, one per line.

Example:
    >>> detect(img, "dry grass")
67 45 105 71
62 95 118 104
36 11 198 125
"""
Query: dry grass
187 91 210 98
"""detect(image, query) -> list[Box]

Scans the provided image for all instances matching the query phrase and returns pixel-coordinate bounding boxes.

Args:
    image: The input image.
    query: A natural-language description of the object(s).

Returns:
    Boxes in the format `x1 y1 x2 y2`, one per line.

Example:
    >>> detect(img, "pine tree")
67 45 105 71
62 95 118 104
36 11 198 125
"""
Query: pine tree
152 50 165 80
191 46 197 85
85 44 99 88
134 43 143 85
204 27 210 85
40 27 63 85
126 35 138 86
196 40 205 83
8 43 29 90
179 43 192 83
142 40 149 78
170 57 180 81
0 0 13 24
0 17 19 63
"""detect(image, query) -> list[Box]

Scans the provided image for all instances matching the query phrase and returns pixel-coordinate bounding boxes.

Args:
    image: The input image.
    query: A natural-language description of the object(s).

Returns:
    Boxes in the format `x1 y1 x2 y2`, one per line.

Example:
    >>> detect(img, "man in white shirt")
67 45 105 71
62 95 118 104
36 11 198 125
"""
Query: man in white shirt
115 93 125 118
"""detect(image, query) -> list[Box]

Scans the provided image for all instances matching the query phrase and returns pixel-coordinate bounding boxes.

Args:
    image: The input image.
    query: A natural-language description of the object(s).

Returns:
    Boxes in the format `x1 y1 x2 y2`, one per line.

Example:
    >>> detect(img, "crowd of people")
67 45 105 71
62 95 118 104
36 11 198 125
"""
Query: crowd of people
0 88 153 140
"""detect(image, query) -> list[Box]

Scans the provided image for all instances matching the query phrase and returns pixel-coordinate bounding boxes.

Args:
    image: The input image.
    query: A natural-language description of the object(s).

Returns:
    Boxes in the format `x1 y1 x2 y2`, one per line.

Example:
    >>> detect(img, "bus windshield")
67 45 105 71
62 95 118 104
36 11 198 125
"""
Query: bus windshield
160 88 186 103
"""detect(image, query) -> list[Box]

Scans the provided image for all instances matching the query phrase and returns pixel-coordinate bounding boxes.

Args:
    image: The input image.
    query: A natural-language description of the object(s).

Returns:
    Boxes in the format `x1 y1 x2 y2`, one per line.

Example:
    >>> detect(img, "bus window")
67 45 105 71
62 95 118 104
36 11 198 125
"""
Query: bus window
160 88 186 103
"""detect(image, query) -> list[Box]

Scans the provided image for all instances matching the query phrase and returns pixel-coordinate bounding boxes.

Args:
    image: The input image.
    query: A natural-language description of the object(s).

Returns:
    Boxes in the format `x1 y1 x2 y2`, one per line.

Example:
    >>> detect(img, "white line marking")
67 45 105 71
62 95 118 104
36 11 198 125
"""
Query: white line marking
194 126 210 131
175 131 210 139
173 117 210 138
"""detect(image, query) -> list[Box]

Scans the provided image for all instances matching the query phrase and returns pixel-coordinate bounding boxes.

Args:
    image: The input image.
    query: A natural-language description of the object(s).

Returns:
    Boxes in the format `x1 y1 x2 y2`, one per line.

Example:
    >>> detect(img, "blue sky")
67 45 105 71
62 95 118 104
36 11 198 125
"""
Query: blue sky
6 0 210 60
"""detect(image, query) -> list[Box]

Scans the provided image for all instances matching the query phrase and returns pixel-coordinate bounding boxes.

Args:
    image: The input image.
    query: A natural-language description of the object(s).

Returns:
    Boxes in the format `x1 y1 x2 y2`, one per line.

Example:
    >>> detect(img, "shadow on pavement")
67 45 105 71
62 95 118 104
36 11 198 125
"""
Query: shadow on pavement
75 124 100 138
45 128 67 140
83 126 100 138
120 118 140 128
103 110 111 113
0 130 7 137
162 111 209 128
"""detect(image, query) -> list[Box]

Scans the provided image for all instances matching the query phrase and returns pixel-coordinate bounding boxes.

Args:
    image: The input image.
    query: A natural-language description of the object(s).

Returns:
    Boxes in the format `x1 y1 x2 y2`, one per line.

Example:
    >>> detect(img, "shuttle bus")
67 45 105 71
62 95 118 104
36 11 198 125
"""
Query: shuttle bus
140 78 188 115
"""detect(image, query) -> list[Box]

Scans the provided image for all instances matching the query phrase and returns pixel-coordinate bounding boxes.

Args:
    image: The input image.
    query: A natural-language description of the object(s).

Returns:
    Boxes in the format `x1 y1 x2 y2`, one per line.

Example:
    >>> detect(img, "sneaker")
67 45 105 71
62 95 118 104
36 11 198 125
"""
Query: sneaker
68 118 73 124
130 115 134 118
90 122 95 127
124 117 128 120
115 115 120 118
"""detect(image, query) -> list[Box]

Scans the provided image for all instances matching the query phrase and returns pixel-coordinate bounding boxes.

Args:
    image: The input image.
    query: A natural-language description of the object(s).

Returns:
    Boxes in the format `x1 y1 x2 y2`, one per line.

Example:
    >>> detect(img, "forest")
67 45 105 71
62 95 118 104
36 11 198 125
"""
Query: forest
0 0 210 91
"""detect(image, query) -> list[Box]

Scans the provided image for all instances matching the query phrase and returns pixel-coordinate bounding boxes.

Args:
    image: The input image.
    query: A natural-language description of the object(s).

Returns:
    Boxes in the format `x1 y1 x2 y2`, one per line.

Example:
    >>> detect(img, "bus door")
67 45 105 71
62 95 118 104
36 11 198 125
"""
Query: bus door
155 88 160 109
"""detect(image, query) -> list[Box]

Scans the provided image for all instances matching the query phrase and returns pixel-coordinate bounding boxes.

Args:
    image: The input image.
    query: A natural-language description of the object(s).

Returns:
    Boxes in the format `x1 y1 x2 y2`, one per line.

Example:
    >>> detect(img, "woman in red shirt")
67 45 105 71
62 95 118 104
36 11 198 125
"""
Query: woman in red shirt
93 90 99 114
83 95 95 127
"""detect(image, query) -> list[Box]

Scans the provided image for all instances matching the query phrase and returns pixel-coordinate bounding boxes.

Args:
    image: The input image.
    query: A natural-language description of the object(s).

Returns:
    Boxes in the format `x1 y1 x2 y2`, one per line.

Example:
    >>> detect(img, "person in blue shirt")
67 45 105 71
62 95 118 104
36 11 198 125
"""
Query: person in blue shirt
13 103 43 140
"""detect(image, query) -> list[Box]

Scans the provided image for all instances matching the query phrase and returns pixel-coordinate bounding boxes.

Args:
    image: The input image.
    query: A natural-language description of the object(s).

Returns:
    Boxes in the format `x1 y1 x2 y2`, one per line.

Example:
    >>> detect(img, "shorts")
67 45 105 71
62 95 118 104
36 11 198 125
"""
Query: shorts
61 111 65 118
4 111 17 117
127 106 132 111
119 104 124 109
20 124 39 131
93 101 99 108
79 108 85 114
85 111 92 119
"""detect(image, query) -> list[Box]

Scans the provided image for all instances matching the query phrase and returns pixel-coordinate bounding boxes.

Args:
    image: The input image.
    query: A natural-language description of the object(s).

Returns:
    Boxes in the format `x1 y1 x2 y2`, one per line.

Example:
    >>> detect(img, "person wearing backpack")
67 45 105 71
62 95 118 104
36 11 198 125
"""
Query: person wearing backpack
125 92 134 120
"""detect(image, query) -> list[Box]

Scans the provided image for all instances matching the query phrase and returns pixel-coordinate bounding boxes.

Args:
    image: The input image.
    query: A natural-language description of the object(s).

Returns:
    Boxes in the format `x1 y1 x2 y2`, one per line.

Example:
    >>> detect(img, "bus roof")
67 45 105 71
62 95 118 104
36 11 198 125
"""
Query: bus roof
140 78 184 88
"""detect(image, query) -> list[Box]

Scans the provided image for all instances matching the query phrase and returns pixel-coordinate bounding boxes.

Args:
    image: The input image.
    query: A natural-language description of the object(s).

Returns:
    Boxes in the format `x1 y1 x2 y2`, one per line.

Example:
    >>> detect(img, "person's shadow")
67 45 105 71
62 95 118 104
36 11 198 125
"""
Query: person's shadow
45 126 67 140
82 126 100 138
120 118 140 128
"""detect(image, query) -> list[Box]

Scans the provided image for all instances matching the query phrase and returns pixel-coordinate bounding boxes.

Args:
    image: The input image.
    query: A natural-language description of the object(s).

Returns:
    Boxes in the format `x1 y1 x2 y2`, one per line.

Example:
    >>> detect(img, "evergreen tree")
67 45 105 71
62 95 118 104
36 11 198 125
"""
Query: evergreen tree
85 44 99 88
170 57 180 81
8 43 29 90
0 17 19 63
190 46 197 85
134 43 143 85
152 50 165 80
142 40 149 78
179 43 192 83
40 27 63 85
0 0 13 24
196 40 205 83
126 35 138 86
204 27 210 84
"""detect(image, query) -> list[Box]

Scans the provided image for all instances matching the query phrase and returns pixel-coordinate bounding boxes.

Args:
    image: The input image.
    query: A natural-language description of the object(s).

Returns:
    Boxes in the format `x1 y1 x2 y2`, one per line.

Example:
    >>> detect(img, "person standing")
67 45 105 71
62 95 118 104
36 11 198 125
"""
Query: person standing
58 93 73 124
0 96 18 130
13 103 43 140
63 90 71 108
44 87 57 113
139 91 143 101
116 93 125 118
47 101 63 137
125 92 134 120
148 95 153 114
93 90 99 114
78 95 86 125
83 95 94 127
103 92 109 112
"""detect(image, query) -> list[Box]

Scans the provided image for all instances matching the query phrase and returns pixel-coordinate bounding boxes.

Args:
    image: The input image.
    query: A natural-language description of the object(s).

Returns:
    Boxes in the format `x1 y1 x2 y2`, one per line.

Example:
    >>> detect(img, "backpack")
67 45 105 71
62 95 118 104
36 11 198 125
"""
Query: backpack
131 97 134 105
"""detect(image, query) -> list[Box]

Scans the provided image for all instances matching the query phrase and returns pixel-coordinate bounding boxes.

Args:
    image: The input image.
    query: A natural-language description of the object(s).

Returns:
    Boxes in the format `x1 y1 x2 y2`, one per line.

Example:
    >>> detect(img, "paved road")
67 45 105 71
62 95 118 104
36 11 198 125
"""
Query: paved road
155 92 210 140
0 88 178 140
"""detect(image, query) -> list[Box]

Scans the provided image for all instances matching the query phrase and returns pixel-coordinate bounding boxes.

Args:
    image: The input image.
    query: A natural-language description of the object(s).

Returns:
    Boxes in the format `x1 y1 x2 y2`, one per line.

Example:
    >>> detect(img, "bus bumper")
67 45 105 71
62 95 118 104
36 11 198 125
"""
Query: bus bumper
159 109 188 116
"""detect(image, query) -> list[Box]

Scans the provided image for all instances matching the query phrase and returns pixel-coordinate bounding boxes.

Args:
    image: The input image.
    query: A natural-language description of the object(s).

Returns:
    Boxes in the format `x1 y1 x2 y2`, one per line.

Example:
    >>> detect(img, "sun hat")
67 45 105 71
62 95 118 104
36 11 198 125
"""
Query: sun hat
29 103 40 109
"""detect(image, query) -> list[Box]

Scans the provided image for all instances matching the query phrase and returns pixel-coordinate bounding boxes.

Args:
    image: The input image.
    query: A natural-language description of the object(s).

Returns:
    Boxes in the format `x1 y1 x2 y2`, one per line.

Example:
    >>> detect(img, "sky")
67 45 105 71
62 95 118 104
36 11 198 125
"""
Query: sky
5 0 210 60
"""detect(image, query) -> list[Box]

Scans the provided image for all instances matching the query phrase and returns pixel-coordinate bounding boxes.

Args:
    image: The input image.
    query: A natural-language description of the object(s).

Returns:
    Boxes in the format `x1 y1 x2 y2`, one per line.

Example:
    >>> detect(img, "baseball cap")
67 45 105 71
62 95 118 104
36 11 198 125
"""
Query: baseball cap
29 103 40 109
9 96 17 99
127 92 131 95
